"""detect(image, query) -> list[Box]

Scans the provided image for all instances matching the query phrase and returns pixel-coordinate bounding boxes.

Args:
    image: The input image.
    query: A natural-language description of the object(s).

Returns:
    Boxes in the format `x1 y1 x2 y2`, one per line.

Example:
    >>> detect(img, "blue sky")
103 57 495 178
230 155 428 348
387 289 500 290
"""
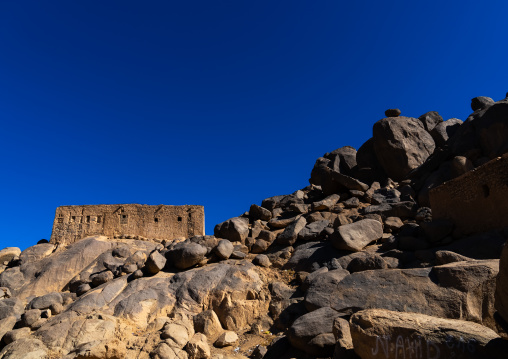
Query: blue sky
1 1 507 250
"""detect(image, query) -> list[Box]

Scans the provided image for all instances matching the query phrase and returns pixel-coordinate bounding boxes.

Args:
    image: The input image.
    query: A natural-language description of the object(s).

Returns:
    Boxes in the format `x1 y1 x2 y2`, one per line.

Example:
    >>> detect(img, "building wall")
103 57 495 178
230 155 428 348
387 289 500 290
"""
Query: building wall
429 153 508 235
50 204 205 245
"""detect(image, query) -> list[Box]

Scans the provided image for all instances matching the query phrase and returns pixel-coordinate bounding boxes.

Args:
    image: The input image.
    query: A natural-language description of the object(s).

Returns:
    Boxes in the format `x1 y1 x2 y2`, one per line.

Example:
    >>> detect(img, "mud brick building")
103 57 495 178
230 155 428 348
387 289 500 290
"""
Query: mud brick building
50 204 205 245
430 153 508 235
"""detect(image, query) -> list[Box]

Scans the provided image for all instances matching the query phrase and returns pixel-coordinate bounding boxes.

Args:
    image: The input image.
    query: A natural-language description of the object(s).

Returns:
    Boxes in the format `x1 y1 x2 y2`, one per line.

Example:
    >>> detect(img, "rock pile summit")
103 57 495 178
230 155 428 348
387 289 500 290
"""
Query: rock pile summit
1 93 508 358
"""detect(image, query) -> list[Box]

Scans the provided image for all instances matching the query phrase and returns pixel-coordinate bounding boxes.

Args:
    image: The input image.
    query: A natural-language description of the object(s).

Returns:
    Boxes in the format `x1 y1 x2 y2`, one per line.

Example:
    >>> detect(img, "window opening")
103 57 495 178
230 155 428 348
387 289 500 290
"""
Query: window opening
120 214 128 225
177 216 182 222
482 184 490 198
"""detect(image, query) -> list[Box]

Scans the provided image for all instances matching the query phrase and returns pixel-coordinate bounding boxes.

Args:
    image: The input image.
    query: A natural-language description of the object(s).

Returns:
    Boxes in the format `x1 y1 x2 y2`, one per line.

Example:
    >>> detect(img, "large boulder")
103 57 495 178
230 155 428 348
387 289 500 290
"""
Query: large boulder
0 236 114 299
0 298 24 320
329 219 383 252
276 216 307 245
145 250 167 274
373 116 435 180
168 242 207 269
350 309 501 359
418 111 443 132
0 338 48 359
0 247 21 264
330 260 499 328
249 204 272 222
214 217 249 243
0 316 16 343
475 100 508 158
304 269 349 311
430 118 463 147
310 146 357 186
287 306 343 357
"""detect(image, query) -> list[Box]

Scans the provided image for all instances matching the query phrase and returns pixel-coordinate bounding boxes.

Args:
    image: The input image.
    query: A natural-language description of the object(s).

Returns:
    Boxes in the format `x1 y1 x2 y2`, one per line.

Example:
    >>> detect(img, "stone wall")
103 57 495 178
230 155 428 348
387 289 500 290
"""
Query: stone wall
429 153 508 235
50 204 205 246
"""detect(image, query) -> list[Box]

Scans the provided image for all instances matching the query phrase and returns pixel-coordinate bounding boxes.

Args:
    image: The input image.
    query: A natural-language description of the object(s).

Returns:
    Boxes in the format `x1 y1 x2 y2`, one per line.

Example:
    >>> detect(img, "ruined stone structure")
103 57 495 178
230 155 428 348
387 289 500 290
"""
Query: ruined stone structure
430 153 508 235
50 204 205 246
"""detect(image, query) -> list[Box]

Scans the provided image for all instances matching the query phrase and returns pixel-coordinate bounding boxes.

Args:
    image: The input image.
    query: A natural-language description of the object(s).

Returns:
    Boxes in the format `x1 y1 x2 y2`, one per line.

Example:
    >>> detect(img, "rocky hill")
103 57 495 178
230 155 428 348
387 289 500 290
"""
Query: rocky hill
1 94 508 358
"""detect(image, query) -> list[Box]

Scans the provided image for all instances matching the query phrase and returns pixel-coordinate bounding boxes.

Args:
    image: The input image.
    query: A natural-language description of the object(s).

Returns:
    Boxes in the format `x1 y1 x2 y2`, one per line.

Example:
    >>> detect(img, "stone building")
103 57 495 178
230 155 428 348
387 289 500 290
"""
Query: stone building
429 153 508 236
50 204 205 246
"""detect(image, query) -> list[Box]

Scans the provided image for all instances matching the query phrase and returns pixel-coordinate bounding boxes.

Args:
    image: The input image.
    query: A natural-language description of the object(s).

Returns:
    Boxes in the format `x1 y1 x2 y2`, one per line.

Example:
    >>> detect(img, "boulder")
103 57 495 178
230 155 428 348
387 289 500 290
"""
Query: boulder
19 243 55 265
329 219 383 252
90 270 114 287
430 117 463 147
418 111 443 132
250 239 270 254
350 309 501 359
435 250 473 265
145 250 167 274
331 171 369 191
0 338 48 359
385 109 401 117
161 322 190 348
346 253 388 273
214 240 234 260
0 316 16 343
214 331 238 347
285 241 346 272
312 194 340 211
214 217 249 243
0 236 114 299
373 116 435 180
298 220 330 242
3 327 31 345
287 306 343 357
304 269 349 311
152 343 189 359
327 146 358 175
21 309 42 328
450 155 474 178
276 216 307 245
475 101 508 158
384 216 403 232
186 333 211 359
471 96 495 111
343 197 360 208
332 316 354 358
193 310 223 340
253 254 271 268
0 298 24 320
168 243 207 270
0 247 20 264
249 204 272 222
330 261 499 328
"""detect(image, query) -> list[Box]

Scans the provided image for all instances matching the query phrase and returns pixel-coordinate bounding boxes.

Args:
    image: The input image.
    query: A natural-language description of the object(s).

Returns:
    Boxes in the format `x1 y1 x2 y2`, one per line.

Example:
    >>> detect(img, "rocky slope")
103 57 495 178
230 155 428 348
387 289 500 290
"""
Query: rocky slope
1 94 508 358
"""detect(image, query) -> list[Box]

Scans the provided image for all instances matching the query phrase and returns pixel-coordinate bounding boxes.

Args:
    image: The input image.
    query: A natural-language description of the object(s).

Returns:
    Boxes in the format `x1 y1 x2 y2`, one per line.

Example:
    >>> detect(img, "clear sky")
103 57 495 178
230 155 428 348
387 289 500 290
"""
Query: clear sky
1 1 507 251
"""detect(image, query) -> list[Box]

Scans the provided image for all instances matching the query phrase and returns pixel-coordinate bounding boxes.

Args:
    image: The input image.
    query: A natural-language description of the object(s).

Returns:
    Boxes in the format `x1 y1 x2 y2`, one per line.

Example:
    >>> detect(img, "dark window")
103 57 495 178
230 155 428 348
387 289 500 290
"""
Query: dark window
482 184 490 198
86 216 90 223
178 216 182 222
71 216 76 223
97 216 102 224
154 217 159 223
